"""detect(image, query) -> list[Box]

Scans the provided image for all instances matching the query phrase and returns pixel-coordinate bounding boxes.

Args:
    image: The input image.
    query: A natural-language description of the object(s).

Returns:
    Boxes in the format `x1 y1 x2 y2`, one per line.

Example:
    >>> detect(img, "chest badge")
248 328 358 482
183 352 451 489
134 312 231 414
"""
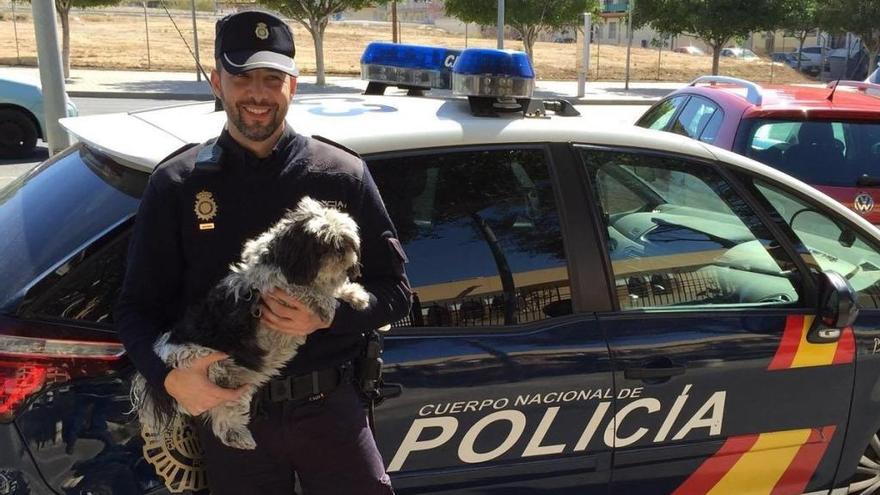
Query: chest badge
194 191 218 230
255 22 269 40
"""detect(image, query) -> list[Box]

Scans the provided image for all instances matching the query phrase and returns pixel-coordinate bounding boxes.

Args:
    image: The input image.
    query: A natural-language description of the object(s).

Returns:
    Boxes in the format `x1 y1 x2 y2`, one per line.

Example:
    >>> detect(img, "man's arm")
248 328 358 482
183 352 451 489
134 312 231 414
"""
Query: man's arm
114 178 182 390
326 162 413 332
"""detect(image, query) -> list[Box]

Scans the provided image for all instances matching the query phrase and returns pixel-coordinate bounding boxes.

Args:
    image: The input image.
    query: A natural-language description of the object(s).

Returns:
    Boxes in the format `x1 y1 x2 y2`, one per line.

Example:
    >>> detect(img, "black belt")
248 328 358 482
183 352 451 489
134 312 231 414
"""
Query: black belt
262 364 351 404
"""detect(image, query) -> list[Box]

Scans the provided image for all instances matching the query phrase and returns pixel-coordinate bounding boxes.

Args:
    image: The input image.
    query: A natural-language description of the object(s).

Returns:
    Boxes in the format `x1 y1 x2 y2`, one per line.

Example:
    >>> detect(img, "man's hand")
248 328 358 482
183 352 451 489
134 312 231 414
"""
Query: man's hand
164 352 245 416
260 288 329 337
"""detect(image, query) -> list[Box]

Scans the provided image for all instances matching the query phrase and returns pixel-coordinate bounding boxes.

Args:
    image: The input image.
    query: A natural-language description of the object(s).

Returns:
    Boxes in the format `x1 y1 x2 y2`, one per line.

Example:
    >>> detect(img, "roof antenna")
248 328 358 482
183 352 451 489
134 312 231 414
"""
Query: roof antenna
827 77 843 102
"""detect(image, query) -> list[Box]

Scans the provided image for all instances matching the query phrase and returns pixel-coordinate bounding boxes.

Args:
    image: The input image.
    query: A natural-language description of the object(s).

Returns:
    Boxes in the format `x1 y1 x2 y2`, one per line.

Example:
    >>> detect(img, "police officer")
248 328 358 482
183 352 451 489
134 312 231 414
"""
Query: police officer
115 10 411 495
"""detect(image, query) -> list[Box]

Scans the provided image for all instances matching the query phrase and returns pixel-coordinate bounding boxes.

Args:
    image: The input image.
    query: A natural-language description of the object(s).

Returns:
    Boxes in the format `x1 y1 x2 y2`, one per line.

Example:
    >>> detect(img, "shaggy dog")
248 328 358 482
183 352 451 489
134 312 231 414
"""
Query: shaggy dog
131 196 370 450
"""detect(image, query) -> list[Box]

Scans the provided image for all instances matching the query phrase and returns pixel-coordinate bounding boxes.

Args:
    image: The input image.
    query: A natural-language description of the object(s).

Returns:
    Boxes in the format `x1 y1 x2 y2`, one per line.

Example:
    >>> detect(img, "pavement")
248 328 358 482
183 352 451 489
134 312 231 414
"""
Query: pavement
0 66 682 105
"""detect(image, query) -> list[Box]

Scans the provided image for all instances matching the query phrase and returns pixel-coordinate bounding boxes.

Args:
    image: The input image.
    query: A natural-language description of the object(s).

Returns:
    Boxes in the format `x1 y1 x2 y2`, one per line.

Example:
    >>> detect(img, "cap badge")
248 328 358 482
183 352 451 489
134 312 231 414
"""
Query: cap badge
255 22 270 40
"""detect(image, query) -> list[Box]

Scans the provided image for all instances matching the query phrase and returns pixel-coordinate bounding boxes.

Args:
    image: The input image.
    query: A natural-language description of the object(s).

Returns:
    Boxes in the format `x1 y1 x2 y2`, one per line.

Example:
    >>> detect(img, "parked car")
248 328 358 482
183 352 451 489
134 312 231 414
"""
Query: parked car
792 45 825 75
720 47 759 60
5 46 880 495
636 75 880 224
673 46 705 56
868 61 880 84
0 75 78 157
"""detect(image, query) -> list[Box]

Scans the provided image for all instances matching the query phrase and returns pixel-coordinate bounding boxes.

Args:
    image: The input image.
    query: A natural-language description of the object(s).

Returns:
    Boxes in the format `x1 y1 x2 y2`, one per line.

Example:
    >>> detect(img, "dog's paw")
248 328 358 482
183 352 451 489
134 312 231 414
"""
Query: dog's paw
221 426 257 450
350 291 370 310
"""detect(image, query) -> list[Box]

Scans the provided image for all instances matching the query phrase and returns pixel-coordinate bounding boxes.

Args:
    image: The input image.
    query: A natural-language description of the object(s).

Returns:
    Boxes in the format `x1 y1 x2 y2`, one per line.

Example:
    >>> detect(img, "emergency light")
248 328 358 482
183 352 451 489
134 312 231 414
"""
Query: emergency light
360 42 461 93
452 48 535 99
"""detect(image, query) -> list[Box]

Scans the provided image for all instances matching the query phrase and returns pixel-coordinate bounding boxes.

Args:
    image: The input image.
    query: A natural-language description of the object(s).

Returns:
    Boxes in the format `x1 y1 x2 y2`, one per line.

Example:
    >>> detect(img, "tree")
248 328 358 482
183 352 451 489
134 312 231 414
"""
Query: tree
634 0 783 75
260 0 385 85
36 0 122 79
444 0 600 63
819 0 880 76
777 0 819 71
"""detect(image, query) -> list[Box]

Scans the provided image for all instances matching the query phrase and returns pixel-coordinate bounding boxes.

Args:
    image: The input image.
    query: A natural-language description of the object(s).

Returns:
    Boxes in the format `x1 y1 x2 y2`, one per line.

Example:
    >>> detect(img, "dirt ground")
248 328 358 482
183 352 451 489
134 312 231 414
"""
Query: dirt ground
0 11 810 83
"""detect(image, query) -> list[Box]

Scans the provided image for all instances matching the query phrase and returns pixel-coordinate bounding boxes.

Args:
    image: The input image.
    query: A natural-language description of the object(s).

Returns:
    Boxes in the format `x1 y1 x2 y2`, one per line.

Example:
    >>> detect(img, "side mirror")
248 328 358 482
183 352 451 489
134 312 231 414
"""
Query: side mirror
809 270 859 343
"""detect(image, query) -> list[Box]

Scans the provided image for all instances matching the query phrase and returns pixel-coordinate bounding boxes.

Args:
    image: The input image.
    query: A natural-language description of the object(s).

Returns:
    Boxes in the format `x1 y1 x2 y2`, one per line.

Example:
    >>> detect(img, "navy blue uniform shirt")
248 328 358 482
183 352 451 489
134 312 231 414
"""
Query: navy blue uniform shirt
115 124 412 390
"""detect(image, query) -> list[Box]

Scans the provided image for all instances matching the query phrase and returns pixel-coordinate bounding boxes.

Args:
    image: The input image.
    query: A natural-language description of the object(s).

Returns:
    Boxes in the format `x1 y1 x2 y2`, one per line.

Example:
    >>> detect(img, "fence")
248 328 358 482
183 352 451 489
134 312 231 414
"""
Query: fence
0 2 820 84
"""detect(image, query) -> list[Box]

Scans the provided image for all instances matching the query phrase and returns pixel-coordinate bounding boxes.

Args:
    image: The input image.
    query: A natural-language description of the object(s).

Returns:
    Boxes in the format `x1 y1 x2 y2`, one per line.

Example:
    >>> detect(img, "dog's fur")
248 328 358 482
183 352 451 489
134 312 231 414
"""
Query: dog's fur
131 196 370 450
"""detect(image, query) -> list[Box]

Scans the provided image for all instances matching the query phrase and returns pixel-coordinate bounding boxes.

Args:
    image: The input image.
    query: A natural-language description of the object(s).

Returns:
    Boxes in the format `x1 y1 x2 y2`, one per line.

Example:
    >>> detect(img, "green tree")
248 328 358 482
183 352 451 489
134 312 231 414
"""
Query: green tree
444 0 600 63
259 0 386 85
634 0 783 75
778 0 819 71
819 0 880 75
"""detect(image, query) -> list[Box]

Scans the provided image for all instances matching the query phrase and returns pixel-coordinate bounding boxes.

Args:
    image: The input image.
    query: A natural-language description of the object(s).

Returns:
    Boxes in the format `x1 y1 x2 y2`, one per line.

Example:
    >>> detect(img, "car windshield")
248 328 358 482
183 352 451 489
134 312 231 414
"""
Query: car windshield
737 119 880 187
0 144 145 313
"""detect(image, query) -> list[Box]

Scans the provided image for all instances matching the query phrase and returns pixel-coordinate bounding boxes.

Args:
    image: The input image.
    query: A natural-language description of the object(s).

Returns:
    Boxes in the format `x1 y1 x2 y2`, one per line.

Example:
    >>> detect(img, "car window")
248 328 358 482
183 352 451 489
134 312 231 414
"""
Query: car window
20 231 131 324
369 148 571 327
0 144 144 315
699 109 724 144
670 96 720 139
751 180 880 308
579 148 802 310
739 119 880 186
637 95 687 131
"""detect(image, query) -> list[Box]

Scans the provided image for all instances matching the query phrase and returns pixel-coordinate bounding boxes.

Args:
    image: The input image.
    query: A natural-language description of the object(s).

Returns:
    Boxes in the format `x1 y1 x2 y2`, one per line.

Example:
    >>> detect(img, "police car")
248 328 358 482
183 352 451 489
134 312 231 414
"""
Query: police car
2 44 880 495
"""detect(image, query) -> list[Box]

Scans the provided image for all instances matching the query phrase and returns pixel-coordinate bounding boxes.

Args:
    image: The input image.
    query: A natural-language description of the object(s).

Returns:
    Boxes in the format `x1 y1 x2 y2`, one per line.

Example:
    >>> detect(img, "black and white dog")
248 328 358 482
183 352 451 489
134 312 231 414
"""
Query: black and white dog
131 196 370 450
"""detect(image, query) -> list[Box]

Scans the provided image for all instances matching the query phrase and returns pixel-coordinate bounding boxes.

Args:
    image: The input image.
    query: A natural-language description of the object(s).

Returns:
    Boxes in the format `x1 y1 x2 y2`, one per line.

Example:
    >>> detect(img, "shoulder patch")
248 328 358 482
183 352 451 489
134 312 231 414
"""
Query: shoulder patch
311 135 361 159
194 138 222 172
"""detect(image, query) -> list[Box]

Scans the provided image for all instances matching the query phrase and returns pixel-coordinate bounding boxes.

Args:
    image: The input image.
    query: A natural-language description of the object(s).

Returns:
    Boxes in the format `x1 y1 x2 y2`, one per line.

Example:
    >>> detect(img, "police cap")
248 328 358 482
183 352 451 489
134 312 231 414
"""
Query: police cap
215 11 297 77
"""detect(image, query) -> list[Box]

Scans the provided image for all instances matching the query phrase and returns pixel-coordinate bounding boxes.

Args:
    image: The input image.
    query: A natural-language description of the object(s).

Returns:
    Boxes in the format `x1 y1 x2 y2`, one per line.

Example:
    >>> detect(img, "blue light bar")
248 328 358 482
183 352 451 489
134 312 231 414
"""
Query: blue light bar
452 48 535 78
452 48 535 99
360 42 461 90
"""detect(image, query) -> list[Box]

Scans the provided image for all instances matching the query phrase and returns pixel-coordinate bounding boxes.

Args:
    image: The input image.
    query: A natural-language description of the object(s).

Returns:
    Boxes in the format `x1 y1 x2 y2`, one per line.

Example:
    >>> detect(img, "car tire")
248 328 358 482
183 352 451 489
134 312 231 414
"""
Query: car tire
848 431 880 494
0 108 38 158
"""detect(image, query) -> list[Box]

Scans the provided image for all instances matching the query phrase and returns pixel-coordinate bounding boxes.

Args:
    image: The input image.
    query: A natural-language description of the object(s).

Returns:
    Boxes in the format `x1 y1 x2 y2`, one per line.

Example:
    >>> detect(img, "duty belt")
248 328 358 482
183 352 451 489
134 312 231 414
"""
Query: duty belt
262 365 351 403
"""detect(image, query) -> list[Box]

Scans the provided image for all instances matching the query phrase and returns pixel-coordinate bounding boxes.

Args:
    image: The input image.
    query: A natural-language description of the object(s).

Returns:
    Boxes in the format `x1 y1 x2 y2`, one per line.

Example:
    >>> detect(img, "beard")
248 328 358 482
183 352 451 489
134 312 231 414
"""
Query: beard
227 101 285 142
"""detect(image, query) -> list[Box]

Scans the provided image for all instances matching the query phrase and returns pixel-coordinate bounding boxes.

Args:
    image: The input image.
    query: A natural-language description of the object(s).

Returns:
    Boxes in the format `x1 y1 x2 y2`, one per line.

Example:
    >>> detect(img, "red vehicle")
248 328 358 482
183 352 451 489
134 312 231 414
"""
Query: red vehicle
637 76 880 223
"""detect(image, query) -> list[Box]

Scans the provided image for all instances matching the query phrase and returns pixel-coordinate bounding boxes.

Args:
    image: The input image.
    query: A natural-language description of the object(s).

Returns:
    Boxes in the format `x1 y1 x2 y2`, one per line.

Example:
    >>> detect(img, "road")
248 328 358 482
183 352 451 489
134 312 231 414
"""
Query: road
0 98 648 189
0 97 204 187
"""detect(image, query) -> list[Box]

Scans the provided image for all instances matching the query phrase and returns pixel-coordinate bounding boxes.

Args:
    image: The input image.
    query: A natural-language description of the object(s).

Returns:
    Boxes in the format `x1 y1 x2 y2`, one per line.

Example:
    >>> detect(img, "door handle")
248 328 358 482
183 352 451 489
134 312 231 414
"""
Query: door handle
624 365 686 380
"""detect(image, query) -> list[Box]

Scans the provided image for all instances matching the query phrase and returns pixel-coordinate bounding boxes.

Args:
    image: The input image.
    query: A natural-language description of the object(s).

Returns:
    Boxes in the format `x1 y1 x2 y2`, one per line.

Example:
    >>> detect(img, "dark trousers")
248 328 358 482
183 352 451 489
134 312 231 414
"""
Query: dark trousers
195 383 394 495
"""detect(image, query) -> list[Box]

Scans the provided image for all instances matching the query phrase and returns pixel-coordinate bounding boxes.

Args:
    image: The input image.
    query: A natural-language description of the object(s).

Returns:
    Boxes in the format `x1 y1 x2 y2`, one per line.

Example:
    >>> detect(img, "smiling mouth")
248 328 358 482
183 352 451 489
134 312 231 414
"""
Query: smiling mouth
241 105 273 117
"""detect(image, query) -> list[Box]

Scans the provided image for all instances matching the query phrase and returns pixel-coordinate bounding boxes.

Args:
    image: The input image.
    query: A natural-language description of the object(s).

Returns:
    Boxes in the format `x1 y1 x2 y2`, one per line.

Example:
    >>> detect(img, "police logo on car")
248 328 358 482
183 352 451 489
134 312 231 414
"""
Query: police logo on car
141 415 207 493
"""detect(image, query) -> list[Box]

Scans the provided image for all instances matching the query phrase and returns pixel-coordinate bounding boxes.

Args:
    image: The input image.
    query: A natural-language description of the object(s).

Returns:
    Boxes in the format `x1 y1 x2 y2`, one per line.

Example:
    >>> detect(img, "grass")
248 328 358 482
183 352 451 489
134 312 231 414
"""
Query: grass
0 12 810 84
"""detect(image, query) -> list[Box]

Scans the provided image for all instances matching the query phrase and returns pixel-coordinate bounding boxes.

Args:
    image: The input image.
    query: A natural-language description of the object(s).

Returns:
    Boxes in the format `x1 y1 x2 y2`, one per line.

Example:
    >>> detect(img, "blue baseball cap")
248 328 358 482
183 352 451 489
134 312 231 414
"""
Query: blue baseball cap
215 11 298 76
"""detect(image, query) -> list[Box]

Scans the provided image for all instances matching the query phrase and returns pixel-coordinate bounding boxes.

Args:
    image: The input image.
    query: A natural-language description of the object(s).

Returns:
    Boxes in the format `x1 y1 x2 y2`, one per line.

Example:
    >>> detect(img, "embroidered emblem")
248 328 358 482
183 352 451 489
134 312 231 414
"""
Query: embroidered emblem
141 415 207 493
255 22 269 40
194 191 218 222
320 199 347 211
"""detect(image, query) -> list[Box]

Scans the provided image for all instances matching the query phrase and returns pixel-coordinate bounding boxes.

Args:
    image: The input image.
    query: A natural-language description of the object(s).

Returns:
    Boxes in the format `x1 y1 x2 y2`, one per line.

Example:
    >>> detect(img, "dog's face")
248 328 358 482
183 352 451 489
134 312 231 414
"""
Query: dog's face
264 197 361 286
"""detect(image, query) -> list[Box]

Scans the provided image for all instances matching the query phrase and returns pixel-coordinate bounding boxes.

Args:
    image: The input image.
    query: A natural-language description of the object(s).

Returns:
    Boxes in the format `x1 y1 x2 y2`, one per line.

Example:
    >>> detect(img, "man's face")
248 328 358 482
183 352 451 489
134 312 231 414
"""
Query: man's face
211 67 297 144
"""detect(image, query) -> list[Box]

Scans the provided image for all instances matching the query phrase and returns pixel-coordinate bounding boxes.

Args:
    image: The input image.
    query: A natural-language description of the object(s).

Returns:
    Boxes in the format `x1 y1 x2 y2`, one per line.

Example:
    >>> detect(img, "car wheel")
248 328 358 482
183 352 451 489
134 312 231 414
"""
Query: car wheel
848 432 880 494
0 108 38 158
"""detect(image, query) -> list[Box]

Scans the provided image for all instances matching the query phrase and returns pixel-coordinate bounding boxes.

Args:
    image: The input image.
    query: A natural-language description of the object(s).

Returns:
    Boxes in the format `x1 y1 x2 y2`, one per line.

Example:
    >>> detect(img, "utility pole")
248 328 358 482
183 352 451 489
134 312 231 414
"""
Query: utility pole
31 0 70 155
625 0 634 90
191 0 201 81
12 0 21 64
577 13 592 98
392 1 398 43
497 0 504 49
143 1 151 70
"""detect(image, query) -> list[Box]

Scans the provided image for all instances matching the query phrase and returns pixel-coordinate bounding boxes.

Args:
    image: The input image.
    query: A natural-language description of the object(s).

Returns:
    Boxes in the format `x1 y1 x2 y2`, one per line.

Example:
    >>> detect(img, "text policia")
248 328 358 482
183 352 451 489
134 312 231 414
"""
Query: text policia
388 385 725 472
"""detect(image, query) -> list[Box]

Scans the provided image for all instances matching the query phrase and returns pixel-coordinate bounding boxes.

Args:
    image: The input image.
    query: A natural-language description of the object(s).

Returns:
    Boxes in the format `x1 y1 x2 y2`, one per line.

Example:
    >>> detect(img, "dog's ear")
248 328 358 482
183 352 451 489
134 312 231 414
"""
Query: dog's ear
264 223 324 285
